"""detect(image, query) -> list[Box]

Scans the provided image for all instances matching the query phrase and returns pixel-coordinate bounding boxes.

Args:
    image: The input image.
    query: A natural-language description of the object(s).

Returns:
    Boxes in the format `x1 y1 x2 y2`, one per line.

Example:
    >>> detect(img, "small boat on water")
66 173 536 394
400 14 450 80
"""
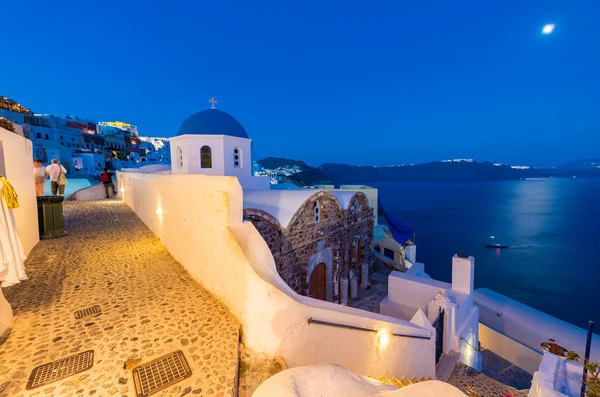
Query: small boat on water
485 243 508 249
485 236 508 248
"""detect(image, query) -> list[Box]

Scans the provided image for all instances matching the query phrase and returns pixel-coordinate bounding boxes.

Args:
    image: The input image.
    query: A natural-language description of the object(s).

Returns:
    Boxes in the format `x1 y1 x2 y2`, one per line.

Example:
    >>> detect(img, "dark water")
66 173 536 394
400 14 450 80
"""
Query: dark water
372 178 600 330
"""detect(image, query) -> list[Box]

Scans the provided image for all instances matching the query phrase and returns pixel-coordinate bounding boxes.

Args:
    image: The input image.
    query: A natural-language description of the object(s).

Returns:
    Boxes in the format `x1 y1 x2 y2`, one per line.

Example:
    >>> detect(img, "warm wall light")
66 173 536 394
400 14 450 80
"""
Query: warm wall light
377 328 390 351
156 206 163 216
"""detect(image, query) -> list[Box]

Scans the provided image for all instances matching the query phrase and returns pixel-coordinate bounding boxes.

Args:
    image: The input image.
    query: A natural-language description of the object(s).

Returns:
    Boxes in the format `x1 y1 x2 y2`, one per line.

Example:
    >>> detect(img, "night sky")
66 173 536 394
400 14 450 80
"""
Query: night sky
2 0 598 167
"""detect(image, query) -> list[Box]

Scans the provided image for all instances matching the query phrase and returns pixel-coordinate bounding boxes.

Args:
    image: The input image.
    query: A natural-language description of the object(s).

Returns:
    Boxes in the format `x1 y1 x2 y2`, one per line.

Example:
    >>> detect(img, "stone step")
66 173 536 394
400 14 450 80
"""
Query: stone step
400 377 413 387
436 350 461 382
368 374 434 389
369 273 389 284
238 344 288 397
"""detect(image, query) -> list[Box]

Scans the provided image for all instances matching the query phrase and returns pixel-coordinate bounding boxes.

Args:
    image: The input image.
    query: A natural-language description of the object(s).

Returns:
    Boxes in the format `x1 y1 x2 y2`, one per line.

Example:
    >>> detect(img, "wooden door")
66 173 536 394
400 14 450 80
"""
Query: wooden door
309 263 327 301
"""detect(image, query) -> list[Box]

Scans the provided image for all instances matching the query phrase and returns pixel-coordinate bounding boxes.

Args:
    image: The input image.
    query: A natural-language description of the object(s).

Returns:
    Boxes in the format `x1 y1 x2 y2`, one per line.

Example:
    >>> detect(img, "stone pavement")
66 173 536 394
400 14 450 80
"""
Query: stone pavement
347 282 388 313
0 200 240 397
448 363 528 397
480 348 532 391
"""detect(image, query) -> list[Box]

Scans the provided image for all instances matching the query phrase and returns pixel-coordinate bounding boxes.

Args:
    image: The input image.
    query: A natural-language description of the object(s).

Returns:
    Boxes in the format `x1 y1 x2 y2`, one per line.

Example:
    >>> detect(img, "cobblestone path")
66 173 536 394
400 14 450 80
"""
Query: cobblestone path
0 201 240 397
448 363 528 397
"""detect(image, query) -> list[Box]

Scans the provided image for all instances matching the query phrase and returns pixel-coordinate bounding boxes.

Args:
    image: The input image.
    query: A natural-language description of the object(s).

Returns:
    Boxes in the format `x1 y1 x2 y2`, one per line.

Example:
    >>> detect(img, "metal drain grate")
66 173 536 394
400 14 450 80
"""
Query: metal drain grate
26 350 94 390
74 305 101 319
132 351 191 397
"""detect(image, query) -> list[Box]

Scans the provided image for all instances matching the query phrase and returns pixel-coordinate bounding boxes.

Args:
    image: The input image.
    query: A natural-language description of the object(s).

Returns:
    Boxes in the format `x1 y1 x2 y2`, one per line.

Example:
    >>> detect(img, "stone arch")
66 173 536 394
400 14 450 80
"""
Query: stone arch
243 208 284 257
348 192 370 214
286 191 345 229
306 244 333 302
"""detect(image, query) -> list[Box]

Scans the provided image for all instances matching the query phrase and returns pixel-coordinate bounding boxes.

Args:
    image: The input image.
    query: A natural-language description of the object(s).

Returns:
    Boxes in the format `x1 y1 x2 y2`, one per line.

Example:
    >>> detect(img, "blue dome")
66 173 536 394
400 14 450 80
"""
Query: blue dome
177 109 249 138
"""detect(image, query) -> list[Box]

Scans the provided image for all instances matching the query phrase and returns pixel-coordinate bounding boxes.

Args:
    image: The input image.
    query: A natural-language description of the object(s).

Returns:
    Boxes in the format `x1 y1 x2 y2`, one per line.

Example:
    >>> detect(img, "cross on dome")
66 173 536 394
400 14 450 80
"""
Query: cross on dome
209 97 218 109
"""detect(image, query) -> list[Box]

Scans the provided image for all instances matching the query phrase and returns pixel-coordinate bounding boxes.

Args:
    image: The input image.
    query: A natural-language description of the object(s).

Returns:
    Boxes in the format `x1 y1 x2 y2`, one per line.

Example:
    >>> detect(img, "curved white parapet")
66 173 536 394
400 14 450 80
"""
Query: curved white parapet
68 181 120 201
118 172 436 380
120 164 172 174
475 288 600 361
253 364 466 397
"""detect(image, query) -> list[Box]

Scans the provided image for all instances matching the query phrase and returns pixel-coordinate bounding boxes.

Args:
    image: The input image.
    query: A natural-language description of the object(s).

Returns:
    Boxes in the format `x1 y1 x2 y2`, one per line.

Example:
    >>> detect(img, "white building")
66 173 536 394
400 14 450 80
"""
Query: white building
169 107 270 189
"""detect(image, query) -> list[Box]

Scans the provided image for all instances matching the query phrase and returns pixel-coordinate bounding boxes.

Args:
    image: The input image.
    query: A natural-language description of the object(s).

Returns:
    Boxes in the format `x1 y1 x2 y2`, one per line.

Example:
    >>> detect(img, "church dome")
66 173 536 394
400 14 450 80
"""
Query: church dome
177 109 249 138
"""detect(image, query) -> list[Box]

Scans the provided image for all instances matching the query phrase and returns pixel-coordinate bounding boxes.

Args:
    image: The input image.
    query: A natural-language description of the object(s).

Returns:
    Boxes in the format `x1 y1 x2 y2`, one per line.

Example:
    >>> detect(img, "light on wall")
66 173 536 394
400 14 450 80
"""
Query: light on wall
377 328 390 351
156 205 163 216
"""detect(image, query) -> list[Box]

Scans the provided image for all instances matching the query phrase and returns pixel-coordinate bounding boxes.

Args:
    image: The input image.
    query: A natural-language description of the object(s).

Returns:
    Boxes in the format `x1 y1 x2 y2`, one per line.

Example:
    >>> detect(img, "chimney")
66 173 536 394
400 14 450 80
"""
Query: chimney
452 254 474 294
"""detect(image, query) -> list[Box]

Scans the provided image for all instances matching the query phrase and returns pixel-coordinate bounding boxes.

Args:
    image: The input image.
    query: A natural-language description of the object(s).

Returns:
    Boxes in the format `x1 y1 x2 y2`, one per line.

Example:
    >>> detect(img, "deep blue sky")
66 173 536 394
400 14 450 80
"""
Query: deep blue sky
2 1 599 167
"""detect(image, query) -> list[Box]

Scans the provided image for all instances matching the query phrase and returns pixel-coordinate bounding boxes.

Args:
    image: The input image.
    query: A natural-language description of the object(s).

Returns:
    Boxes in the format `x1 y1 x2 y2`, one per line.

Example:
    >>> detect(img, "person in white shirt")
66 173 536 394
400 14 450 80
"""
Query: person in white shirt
45 159 67 196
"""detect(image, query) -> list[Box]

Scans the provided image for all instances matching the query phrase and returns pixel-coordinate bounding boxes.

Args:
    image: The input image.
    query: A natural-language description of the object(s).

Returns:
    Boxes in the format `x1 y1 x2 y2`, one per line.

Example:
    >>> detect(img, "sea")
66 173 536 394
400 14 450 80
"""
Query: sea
372 178 600 330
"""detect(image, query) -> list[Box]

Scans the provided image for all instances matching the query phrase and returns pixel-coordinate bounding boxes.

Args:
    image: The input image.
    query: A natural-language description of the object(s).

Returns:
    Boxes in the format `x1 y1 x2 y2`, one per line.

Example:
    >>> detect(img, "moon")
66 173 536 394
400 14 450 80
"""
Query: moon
542 24 555 34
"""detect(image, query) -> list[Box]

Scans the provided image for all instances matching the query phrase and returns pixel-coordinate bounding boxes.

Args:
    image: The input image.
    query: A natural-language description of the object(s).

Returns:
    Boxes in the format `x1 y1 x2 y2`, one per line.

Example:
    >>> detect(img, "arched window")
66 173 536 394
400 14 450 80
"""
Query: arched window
201 146 212 168
176 146 183 169
313 200 320 223
233 147 242 168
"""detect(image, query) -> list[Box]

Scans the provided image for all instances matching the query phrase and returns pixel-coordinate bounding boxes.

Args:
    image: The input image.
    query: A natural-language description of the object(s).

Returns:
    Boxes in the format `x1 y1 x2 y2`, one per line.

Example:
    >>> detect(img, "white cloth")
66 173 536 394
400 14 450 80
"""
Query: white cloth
0 181 27 287
46 164 67 182
33 166 46 182
34 167 46 178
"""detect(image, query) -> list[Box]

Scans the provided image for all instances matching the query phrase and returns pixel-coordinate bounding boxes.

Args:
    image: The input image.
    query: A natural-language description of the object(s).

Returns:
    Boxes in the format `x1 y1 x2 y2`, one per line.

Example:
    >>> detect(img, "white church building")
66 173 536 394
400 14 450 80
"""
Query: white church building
169 99 270 189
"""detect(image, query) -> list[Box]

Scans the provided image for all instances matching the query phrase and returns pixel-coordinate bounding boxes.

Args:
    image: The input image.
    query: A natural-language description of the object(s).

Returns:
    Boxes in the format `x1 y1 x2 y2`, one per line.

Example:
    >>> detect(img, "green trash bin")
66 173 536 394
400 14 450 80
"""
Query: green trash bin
37 196 67 239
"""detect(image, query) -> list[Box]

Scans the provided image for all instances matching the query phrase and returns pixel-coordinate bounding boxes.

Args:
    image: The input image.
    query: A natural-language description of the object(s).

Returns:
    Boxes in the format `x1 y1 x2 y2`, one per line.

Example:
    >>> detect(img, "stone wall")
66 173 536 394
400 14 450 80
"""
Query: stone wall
244 191 374 302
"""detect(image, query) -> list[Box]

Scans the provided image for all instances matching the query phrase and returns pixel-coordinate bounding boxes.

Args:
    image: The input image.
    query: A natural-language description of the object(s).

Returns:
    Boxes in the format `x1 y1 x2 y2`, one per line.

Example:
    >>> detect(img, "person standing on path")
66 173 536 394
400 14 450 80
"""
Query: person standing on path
45 159 67 196
100 168 117 199
33 159 47 196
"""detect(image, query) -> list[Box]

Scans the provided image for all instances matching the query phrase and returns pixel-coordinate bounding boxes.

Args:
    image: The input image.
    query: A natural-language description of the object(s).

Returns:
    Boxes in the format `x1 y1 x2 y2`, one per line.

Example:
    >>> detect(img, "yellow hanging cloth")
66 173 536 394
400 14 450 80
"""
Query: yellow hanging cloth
0 174 19 209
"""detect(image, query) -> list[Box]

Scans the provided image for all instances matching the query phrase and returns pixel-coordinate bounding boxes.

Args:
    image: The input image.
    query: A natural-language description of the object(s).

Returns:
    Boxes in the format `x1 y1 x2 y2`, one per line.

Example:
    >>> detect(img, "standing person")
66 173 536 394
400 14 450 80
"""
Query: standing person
45 159 67 196
33 159 47 196
100 168 117 199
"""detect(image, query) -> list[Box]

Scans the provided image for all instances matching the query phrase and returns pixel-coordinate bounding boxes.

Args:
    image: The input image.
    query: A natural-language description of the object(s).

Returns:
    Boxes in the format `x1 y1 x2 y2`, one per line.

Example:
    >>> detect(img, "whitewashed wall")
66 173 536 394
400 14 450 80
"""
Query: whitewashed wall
476 288 600 362
0 127 39 254
118 172 436 379
169 135 269 190
528 353 582 397
0 127 40 335
479 323 542 374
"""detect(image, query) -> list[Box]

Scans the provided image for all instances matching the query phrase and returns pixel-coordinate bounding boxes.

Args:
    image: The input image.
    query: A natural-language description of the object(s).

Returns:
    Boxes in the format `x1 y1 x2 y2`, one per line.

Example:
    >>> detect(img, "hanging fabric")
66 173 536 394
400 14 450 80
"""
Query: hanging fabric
0 174 19 209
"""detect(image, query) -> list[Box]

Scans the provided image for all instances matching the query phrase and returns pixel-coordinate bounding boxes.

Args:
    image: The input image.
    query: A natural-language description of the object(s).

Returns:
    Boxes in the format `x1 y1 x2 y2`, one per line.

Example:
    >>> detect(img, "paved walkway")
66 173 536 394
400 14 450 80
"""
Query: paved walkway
448 363 528 397
347 282 388 313
0 201 240 397
480 348 532 391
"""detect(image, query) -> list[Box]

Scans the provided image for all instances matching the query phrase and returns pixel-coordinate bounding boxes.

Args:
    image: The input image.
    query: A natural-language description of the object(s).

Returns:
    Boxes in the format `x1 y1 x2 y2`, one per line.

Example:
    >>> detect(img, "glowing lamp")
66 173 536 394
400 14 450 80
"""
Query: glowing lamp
377 329 390 350
156 207 163 216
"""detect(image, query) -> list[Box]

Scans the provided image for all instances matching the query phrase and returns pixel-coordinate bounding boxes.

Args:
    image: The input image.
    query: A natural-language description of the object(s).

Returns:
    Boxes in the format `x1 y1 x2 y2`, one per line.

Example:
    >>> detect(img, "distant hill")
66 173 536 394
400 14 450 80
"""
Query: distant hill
257 157 308 169
319 161 526 183
257 157 331 186
557 158 600 170
258 157 600 185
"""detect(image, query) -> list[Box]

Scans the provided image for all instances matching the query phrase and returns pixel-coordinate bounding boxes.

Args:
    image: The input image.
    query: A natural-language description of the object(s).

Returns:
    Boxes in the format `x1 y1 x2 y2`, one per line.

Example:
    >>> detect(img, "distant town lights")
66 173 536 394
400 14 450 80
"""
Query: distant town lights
542 24 555 34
